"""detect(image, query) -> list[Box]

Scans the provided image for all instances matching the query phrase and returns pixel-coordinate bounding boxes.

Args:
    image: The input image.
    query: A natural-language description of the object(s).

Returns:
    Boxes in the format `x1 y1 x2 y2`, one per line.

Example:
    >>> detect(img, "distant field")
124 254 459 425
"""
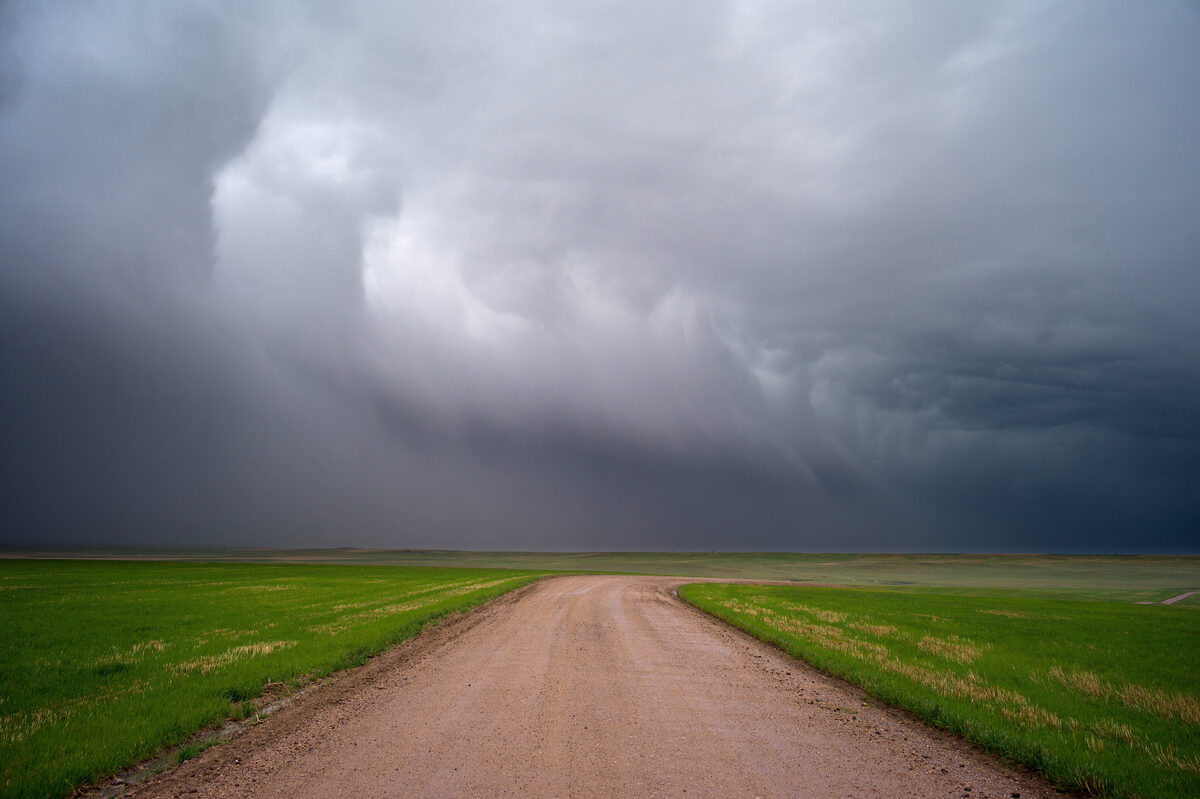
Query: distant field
7 548 1198 601
0 561 542 799
680 583 1200 799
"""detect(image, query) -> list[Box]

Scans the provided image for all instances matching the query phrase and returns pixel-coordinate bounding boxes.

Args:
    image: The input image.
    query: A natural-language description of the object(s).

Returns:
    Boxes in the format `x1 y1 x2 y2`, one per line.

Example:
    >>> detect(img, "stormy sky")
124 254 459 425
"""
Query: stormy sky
2 1 1198 552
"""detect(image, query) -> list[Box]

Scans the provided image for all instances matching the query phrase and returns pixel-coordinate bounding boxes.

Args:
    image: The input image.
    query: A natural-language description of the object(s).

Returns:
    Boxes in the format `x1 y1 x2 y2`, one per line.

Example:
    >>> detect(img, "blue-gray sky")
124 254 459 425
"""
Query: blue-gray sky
2 1 1198 551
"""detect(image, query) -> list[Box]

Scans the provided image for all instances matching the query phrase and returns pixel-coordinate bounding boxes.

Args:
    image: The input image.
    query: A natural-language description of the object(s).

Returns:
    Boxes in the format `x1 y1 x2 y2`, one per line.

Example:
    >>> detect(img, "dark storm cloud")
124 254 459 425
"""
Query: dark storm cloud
2 1 1198 551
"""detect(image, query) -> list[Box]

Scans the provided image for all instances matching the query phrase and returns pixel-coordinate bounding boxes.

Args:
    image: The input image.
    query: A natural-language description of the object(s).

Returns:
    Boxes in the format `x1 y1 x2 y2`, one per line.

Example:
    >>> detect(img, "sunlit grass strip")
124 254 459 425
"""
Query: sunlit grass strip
679 583 1200 799
0 561 544 799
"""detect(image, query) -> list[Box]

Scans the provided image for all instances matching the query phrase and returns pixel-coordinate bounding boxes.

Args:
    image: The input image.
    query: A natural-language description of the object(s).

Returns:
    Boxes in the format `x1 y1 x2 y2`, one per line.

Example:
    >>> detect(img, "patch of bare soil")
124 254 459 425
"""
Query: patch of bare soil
114 576 1068 798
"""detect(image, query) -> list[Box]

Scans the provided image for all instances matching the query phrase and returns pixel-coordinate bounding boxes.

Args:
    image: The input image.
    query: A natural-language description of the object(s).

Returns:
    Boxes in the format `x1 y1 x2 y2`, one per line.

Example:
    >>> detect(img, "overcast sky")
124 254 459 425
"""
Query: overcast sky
2 1 1198 552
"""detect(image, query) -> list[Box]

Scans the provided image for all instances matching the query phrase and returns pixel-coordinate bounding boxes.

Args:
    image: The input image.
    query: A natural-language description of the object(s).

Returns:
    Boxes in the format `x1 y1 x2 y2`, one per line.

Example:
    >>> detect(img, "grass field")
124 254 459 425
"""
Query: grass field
0 560 543 799
680 582 1200 799
9 548 1199 601
2 552 1196 799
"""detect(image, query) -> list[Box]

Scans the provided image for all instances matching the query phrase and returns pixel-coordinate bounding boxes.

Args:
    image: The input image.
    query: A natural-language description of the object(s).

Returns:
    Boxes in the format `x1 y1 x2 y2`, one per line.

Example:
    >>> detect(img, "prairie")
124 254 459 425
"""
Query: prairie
0 560 542 799
2 551 1195 799
11 548 1198 601
680 582 1200 799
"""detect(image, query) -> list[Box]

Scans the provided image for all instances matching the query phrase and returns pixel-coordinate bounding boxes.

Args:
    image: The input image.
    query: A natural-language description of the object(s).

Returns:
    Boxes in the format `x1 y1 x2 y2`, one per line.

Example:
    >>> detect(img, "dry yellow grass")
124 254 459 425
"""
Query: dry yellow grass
917 633 986 663
848 621 897 637
0 708 65 746
762 615 890 660
979 609 1036 619
1002 705 1063 729
204 628 260 639
1048 666 1105 698
175 641 297 675
719 596 1032 712
1090 718 1137 745
780 602 847 623
1143 742 1200 774
1048 667 1200 724
313 577 525 635
96 640 170 666
1120 683 1200 725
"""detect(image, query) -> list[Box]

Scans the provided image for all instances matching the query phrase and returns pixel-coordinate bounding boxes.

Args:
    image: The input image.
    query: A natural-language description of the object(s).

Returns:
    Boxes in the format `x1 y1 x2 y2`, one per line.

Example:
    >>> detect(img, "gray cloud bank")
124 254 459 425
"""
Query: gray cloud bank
2 1 1198 551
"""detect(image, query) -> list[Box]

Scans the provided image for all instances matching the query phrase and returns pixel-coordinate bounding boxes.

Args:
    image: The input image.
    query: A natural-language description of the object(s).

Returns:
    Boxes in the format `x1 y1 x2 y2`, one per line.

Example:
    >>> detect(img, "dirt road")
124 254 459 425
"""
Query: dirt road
129 576 1062 798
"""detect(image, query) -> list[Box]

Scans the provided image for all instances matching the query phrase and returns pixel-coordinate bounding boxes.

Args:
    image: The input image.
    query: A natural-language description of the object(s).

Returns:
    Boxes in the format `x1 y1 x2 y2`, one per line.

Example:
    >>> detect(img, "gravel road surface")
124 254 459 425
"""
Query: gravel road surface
126 575 1064 799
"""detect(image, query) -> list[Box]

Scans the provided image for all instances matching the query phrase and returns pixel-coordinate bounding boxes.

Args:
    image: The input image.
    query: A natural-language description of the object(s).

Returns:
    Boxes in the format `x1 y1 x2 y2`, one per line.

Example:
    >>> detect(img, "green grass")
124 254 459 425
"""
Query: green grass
679 582 1200 799
2 552 1195 798
0 560 543 799
9 548 1198 601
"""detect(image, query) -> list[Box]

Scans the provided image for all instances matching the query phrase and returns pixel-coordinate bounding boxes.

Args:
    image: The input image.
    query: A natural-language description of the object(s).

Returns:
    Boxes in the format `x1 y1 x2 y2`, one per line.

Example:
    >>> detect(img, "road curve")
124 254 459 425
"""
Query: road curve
129 576 1061 799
